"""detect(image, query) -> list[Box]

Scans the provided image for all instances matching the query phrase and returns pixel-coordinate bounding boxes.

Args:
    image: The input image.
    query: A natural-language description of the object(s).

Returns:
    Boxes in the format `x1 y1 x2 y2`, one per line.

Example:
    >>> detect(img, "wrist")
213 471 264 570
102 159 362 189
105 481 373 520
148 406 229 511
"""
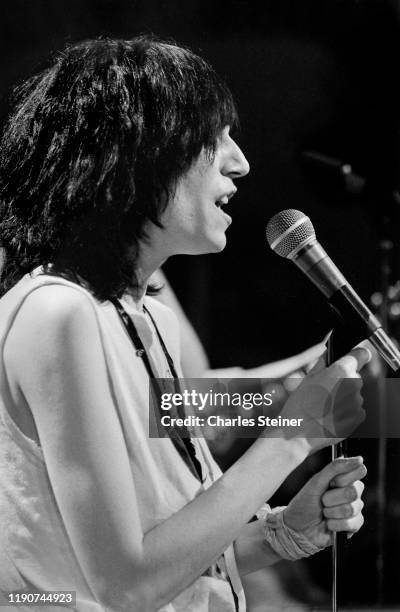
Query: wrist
255 430 309 470
262 429 309 462
262 506 326 561
289 435 313 458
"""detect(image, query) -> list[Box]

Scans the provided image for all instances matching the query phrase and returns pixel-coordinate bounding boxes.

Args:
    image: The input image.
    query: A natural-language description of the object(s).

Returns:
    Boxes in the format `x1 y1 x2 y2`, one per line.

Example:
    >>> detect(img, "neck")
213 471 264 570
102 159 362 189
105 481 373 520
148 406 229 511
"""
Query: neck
128 242 168 310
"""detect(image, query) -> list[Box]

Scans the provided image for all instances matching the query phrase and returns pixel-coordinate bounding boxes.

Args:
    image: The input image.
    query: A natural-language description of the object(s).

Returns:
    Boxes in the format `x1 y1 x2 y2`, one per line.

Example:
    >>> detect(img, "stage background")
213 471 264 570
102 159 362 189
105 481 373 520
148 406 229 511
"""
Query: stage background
2 1 400 608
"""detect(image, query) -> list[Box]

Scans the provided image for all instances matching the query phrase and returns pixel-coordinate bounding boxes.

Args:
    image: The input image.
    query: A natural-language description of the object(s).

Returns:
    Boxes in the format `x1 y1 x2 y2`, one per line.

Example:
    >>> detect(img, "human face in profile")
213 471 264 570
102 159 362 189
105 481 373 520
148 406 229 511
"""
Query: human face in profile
157 127 250 257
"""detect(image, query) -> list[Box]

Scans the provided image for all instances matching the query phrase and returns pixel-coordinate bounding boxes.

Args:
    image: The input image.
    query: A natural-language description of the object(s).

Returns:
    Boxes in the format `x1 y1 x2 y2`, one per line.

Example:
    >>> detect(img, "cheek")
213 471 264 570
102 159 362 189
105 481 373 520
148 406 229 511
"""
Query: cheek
161 203 200 243
174 198 206 228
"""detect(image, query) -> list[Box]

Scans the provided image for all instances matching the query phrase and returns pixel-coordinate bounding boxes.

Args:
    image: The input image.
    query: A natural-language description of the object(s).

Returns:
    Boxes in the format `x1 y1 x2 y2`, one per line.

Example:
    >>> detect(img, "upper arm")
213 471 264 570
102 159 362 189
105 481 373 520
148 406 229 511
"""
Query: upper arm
4 286 145 606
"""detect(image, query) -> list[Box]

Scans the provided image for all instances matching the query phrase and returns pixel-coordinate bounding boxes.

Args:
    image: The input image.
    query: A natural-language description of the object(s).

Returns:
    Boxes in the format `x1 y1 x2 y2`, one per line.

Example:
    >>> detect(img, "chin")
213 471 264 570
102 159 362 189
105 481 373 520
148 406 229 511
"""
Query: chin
213 240 227 253
202 235 227 254
180 233 227 256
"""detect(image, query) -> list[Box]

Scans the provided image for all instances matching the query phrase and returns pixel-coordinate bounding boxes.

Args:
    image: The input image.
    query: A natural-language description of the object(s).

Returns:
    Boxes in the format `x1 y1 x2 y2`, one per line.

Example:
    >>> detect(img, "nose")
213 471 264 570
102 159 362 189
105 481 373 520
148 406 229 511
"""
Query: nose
222 136 250 179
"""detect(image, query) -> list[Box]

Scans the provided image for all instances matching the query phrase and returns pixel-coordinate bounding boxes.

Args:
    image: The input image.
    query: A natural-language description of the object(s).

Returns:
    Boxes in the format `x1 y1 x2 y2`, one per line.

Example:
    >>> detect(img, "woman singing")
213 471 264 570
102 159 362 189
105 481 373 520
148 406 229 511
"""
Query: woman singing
0 37 368 611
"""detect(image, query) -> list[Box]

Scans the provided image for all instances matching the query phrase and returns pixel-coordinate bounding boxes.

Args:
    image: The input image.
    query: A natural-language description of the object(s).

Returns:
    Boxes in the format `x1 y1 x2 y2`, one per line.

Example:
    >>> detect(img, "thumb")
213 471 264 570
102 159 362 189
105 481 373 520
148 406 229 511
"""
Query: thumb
334 343 372 375
312 456 364 491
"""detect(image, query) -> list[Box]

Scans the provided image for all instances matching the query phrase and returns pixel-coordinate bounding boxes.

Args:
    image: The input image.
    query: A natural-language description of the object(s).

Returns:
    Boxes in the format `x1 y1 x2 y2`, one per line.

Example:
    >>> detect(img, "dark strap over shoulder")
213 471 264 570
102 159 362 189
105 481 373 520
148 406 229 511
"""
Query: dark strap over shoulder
110 298 203 483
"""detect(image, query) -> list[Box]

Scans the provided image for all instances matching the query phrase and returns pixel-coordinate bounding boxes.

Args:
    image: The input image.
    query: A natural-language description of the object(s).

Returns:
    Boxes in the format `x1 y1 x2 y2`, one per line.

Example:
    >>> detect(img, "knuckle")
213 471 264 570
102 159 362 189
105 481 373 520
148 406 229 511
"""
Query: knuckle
355 480 365 496
335 361 351 377
350 512 365 533
358 479 366 493
346 504 355 518
346 486 357 502
348 500 362 517
323 507 331 519
332 477 344 488
322 491 330 507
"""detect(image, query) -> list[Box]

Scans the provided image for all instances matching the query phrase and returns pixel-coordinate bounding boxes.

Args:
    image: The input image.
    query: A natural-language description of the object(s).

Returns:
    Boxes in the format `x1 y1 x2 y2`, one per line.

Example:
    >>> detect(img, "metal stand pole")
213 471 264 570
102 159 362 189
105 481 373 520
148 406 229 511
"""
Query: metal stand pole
376 239 392 604
327 235 392 610
327 335 346 612
331 441 346 612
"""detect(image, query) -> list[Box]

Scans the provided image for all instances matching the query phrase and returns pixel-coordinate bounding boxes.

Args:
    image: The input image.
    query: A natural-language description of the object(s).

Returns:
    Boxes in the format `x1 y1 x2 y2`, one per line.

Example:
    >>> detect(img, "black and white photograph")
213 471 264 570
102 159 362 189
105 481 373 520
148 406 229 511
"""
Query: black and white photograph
1 2 400 610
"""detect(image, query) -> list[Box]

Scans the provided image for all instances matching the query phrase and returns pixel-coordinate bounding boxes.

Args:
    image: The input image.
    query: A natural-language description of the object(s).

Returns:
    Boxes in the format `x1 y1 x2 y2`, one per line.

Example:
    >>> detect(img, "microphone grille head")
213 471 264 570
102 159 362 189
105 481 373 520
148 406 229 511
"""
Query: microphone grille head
266 209 315 258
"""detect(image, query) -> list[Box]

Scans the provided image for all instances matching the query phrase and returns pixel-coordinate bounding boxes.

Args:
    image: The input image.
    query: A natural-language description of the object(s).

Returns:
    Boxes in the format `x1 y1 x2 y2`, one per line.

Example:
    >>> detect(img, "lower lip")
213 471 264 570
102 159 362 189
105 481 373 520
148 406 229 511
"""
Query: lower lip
217 206 232 225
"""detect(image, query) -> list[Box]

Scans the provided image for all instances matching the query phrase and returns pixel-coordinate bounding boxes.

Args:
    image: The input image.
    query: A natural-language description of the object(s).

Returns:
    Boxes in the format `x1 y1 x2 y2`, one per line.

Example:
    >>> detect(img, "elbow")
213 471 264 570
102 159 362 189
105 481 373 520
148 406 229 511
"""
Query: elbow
97 587 155 612
91 550 182 611
96 575 166 612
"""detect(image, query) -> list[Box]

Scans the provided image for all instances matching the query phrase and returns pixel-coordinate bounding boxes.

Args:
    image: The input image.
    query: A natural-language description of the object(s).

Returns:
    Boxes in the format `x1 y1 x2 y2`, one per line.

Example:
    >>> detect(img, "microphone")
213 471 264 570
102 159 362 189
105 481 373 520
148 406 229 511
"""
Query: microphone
266 209 400 371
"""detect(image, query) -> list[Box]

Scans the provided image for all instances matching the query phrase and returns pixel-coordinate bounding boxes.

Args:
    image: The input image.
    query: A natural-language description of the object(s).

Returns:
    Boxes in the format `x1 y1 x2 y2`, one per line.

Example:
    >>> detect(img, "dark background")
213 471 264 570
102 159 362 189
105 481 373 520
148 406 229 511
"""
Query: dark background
2 1 400 367
2 1 400 608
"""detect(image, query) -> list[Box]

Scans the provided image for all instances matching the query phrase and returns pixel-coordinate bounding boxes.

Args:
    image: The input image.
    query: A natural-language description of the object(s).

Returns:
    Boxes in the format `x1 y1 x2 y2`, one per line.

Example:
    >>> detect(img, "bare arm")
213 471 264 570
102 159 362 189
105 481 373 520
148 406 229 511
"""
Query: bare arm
153 268 326 379
4 286 308 611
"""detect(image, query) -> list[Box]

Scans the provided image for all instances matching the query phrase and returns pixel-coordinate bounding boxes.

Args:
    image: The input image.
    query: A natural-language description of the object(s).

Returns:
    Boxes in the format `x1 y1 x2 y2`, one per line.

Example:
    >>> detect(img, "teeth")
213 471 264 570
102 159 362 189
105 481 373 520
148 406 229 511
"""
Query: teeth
216 196 229 208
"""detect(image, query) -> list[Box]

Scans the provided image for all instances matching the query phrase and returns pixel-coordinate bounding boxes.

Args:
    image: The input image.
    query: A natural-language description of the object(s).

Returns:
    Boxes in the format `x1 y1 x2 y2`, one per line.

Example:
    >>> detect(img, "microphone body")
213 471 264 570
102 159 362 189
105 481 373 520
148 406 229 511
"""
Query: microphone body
267 210 400 371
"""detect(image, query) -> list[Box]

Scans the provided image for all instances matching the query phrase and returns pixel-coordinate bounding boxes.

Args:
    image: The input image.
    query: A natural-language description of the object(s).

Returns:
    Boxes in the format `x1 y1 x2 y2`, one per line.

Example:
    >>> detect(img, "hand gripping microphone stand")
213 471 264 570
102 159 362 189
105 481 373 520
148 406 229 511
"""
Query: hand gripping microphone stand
266 209 400 611
324 305 363 612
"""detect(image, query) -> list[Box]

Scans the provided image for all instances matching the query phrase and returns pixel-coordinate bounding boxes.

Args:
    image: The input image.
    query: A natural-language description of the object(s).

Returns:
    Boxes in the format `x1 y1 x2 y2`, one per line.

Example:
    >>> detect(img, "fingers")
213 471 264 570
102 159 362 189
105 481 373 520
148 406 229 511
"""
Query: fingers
313 456 365 490
330 462 367 488
261 342 327 380
325 512 365 534
350 342 373 371
299 342 327 370
334 344 372 375
323 476 365 507
282 374 304 394
283 346 367 450
323 495 364 520
288 342 327 374
322 476 366 535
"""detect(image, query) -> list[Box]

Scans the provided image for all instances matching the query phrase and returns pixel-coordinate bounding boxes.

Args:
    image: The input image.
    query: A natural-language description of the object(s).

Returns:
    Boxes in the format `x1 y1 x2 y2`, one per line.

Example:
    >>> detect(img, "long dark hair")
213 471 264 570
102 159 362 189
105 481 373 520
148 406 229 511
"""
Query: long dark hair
0 36 238 300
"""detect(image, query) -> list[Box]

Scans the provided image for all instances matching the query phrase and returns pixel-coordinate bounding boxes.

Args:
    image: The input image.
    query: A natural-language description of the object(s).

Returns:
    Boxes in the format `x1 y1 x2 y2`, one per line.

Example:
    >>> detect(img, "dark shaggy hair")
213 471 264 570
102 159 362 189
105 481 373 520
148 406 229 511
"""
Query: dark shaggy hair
0 36 238 300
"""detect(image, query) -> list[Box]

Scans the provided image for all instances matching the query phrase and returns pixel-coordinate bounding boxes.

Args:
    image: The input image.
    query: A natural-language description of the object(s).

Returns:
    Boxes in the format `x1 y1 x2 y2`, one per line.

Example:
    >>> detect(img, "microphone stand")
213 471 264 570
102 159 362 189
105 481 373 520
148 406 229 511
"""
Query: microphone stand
375 238 392 606
325 301 370 611
326 250 392 611
325 333 347 612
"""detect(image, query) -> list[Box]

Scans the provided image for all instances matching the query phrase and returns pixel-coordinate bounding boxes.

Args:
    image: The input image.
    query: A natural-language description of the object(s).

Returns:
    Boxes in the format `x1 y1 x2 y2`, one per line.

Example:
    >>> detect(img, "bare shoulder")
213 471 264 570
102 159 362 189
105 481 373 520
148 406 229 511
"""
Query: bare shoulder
4 284 101 371
15 284 98 330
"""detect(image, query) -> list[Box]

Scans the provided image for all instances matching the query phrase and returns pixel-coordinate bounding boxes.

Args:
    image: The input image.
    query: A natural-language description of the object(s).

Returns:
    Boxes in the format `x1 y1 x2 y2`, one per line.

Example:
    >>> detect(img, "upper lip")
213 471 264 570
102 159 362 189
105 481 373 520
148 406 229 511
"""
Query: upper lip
216 189 237 206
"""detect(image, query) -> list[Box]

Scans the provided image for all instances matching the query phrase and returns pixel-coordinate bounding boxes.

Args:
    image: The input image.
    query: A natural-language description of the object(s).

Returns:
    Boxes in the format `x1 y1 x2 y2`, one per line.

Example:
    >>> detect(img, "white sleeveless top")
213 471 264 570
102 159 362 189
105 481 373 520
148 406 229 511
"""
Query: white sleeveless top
0 270 246 611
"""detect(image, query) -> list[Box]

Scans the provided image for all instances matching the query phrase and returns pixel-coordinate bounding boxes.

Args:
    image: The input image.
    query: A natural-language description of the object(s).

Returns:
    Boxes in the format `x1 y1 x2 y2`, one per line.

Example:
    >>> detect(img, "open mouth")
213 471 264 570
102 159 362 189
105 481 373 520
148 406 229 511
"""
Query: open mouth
215 191 236 209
